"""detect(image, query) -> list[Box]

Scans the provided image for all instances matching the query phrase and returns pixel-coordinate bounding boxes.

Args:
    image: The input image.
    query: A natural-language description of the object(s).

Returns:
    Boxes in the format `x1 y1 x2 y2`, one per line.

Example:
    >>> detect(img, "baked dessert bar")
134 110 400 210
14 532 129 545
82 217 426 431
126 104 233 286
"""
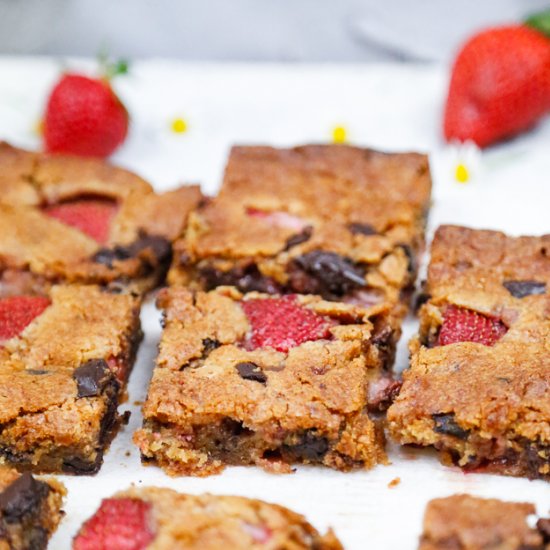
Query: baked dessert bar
134 286 391 476
388 225 550 480
72 486 342 549
169 145 432 324
0 467 65 550
0 142 202 296
419 494 550 550
0 285 142 474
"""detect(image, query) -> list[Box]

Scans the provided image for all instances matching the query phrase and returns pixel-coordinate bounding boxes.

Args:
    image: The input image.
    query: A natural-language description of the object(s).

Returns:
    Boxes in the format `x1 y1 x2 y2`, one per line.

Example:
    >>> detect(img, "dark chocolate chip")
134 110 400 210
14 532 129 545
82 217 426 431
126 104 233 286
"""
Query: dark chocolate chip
284 226 313 251
503 280 546 298
0 473 49 522
235 361 267 384
284 431 329 460
537 518 550 542
199 264 280 294
348 222 378 236
292 251 366 297
202 338 221 355
432 413 469 440
26 369 48 375
398 243 416 276
93 234 171 268
62 455 102 475
73 359 112 398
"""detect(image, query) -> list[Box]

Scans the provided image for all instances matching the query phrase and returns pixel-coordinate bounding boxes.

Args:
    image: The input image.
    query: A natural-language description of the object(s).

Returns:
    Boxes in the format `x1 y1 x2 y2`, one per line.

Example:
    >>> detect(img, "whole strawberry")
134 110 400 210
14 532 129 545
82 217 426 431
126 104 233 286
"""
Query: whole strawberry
444 19 550 147
44 65 129 158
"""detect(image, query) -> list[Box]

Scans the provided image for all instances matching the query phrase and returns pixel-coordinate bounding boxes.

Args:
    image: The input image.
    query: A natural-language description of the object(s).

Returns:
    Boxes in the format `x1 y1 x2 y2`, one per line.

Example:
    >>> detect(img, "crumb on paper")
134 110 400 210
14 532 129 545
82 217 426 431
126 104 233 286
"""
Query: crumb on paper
388 477 401 488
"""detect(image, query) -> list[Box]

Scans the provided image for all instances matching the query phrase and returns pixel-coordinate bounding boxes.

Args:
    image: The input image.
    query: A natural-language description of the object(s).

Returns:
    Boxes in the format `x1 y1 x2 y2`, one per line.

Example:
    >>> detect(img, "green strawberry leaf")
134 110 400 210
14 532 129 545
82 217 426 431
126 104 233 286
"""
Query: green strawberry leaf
525 8 550 38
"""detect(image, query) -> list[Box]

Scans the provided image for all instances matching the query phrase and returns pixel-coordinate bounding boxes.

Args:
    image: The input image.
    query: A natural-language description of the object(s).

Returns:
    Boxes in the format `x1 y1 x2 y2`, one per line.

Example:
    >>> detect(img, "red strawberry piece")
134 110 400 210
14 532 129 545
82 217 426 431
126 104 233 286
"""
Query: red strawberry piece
241 295 333 353
246 207 309 232
44 73 129 158
0 296 50 343
444 25 550 147
44 199 118 244
73 498 155 550
437 306 507 347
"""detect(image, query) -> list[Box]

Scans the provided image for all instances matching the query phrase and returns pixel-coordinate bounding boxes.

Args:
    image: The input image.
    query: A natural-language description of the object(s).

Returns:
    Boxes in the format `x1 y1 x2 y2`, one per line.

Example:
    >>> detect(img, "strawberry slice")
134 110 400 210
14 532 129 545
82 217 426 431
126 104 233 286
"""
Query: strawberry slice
437 306 507 347
241 295 333 353
73 498 155 550
246 207 309 232
44 199 118 244
0 296 50 342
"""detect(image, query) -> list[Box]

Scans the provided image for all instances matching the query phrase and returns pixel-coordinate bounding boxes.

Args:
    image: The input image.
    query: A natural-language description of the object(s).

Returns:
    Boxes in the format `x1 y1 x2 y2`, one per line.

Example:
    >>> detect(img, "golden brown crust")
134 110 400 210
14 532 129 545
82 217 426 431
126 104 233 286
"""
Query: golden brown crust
0 466 66 549
0 143 202 296
419 494 547 550
135 286 388 476
0 285 142 474
82 487 342 549
389 225 550 480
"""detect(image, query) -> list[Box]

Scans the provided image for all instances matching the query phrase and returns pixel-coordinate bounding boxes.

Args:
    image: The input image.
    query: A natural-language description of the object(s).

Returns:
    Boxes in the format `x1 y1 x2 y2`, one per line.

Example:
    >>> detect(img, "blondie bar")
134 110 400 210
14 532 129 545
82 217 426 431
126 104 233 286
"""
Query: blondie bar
0 285 142 474
419 494 550 550
169 145 431 324
134 286 391 476
388 225 550 479
73 487 342 549
0 142 202 296
0 467 65 550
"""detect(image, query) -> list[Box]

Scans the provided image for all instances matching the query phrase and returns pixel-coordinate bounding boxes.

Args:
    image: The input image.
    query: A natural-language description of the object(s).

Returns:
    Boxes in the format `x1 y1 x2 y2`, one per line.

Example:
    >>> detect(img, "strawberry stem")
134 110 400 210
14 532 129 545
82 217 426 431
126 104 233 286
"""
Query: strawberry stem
525 8 550 38
97 49 130 80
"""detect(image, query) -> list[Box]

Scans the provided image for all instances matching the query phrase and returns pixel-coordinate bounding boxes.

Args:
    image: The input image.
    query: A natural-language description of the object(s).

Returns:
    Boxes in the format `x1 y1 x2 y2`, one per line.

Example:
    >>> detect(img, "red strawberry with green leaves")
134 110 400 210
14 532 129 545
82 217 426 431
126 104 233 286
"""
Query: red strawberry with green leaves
444 10 550 147
437 306 507 347
44 60 129 158
73 498 154 550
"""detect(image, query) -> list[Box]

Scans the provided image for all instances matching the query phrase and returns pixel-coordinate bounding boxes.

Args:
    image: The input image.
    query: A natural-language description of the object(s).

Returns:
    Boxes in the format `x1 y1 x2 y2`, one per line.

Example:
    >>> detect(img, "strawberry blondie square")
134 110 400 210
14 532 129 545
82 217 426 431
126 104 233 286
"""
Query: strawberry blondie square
73 487 342 549
388 225 550 480
134 286 393 476
0 285 142 474
0 142 202 296
0 467 65 550
169 145 431 327
419 494 550 550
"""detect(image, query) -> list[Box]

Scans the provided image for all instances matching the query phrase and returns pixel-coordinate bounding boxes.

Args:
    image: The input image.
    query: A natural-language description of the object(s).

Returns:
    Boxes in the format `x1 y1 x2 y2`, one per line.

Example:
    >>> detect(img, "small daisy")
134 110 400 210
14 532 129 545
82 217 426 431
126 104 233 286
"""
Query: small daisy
447 140 482 184
170 116 188 134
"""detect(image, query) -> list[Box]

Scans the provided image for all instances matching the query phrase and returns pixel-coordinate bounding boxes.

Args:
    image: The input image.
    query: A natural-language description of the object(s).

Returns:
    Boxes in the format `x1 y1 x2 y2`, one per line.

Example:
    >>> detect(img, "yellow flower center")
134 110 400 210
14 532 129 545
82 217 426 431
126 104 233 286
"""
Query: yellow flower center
171 117 188 134
455 162 470 183
332 126 347 144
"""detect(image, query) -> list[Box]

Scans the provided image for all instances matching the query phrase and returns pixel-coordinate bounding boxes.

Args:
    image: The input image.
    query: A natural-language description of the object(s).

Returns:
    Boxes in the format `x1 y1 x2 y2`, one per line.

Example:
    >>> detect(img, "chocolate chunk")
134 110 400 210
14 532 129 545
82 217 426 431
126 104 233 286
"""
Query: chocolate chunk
284 431 329 460
0 473 49 522
26 369 48 375
503 280 546 298
92 246 132 267
235 362 267 384
537 518 550 543
62 455 102 475
432 413 469 439
348 222 377 236
284 226 313 251
398 243 416 276
93 234 171 269
199 264 280 294
73 359 112 398
202 338 221 355
292 251 366 298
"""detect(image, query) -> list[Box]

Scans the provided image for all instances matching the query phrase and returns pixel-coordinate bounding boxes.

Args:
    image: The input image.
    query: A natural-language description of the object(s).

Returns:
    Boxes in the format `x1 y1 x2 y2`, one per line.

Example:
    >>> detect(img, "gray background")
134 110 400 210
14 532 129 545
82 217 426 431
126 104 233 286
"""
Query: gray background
0 0 548 62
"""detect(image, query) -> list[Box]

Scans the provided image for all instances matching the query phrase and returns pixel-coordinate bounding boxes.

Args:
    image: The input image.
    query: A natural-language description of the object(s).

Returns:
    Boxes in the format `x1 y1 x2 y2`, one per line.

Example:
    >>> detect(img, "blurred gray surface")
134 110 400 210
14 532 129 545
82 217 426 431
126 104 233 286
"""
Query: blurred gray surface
0 0 549 61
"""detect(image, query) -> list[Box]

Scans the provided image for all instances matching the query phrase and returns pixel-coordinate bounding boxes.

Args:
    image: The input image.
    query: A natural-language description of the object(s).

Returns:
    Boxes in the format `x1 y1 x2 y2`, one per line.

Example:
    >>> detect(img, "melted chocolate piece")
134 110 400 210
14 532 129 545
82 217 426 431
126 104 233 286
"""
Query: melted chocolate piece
93 234 171 269
432 413 469 439
348 222 377 236
235 362 267 384
73 359 112 398
283 431 329 460
503 280 546 298
26 369 48 375
199 264 280 294
291 251 366 298
0 473 49 522
284 226 313 251
202 338 221 356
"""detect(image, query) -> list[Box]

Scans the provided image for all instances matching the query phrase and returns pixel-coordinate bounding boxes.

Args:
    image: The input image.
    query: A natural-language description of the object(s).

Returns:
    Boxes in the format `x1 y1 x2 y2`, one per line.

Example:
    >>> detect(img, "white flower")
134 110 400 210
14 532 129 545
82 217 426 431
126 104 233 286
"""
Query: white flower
446 140 482 184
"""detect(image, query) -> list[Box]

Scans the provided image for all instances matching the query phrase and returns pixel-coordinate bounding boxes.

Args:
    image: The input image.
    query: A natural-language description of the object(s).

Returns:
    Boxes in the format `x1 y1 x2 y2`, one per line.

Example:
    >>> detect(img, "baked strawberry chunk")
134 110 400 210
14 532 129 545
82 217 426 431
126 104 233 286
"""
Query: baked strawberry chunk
0 296 50 342
73 498 155 550
44 199 118 244
242 295 333 352
437 305 507 347
246 207 309 232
